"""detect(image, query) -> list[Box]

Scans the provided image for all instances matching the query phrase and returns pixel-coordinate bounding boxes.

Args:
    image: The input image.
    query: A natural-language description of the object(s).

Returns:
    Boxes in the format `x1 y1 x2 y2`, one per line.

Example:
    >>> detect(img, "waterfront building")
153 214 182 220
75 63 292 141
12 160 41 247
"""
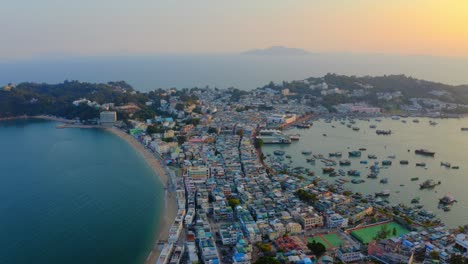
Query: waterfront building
99 111 117 125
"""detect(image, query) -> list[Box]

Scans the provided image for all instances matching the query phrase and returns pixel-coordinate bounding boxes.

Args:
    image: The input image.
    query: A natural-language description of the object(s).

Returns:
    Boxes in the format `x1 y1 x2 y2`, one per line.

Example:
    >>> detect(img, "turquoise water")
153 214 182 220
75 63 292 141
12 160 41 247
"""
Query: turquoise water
0 119 163 264
263 117 468 227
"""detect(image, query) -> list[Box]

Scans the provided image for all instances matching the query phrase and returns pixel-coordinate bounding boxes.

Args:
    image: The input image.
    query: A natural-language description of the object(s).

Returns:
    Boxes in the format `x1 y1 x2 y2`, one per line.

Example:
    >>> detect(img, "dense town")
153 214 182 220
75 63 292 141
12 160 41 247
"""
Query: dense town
3 77 468 264
91 83 468 264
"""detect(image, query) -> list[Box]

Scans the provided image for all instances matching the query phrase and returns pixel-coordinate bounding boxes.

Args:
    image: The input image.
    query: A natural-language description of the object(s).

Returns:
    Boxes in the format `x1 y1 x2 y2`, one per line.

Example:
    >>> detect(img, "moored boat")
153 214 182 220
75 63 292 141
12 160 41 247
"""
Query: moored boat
348 151 361 157
400 160 409 165
440 162 451 168
382 160 392 166
339 160 351 166
420 179 438 189
415 149 435 156
439 194 457 205
274 150 285 156
376 130 392 135
375 190 391 197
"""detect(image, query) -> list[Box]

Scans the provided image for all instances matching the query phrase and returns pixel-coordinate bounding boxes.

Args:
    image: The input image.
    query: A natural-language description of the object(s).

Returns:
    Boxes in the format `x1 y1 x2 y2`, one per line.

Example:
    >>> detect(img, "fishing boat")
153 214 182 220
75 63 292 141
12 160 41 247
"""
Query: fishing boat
329 152 342 157
301 150 312 155
452 166 460 169
439 194 457 205
411 197 420 204
323 134 327 137
413 119 420 123
367 173 378 179
352 127 360 131
415 162 426 167
274 150 285 156
380 178 388 184
415 149 435 156
410 177 419 181
420 179 437 189
429 120 438 126
289 134 300 141
322 167 335 173
347 170 361 176
376 130 392 135
351 179 365 184
440 162 451 168
338 169 346 176
387 154 396 159
375 190 391 197
360 160 368 164
400 160 409 165
382 160 392 166
297 123 311 129
339 160 351 166
348 151 362 157
285 155 291 159
369 125 377 129
368 154 377 159
359 148 367 151
306 158 316 163
461 128 468 131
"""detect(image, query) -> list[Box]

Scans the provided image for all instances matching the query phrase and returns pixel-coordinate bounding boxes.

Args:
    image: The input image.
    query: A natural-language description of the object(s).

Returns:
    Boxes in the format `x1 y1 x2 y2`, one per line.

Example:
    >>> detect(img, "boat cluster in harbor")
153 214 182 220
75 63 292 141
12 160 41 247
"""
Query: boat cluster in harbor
267 141 461 213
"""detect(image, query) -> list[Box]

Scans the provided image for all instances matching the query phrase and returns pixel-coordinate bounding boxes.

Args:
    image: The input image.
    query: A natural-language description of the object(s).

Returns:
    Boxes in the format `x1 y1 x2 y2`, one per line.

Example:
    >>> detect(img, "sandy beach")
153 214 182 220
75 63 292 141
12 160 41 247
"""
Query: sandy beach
105 127 178 264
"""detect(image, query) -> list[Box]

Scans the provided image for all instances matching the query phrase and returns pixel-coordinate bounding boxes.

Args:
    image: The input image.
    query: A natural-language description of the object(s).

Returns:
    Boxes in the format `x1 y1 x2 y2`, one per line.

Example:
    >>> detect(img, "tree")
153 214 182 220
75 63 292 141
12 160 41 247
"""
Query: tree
307 240 326 257
449 254 466 264
175 103 185 111
177 136 186 145
392 227 397 236
228 198 240 208
254 138 263 148
429 251 439 260
257 243 272 253
254 257 280 264
208 127 218 134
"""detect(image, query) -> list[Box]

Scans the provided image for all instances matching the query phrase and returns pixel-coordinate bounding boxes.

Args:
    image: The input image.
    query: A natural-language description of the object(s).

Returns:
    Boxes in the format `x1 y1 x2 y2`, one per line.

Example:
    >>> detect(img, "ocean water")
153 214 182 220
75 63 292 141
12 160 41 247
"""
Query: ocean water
0 119 163 264
1 53 468 91
262 117 468 227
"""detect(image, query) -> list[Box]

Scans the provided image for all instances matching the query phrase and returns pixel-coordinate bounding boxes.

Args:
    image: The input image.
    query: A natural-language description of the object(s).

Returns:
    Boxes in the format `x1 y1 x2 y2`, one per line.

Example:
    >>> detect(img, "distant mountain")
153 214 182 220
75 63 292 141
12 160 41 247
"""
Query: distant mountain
241 46 309 56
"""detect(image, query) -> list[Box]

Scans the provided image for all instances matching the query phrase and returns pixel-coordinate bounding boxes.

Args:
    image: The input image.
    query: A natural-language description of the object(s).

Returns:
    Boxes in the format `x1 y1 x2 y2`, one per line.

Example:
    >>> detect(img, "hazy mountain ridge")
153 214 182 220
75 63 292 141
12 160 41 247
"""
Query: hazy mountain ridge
241 46 310 56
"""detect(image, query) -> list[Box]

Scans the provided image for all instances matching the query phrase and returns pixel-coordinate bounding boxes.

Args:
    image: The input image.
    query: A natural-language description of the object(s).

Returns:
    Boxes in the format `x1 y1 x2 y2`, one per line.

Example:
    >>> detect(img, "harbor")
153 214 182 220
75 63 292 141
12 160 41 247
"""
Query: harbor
263 116 468 227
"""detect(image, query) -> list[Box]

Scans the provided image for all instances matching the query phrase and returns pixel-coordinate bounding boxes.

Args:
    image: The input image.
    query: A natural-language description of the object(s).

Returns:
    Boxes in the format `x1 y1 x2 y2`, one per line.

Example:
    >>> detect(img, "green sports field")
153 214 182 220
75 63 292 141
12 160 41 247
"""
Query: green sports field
350 222 409 244
308 233 345 249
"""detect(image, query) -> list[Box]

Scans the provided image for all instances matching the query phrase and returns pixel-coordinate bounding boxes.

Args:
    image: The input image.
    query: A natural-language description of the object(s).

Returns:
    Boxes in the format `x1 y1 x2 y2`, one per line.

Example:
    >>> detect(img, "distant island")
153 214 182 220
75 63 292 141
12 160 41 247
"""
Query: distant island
241 46 310 56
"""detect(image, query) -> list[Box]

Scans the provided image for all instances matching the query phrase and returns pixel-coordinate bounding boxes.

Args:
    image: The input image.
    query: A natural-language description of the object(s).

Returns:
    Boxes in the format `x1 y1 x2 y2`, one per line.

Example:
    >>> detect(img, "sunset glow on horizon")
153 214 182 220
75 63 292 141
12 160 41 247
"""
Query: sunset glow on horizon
1 0 468 59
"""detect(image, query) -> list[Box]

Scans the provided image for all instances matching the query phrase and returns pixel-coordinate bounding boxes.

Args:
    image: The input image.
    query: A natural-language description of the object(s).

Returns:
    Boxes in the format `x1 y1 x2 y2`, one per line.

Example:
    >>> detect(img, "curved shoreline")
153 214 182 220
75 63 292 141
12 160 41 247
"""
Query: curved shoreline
104 127 177 264
1 116 177 264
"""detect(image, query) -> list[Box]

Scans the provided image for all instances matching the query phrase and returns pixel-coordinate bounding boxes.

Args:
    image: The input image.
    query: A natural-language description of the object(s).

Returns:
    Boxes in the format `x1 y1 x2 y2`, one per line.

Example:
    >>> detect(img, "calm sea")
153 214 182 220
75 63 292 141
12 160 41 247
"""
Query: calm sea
0 119 163 264
262 117 468 227
1 54 468 91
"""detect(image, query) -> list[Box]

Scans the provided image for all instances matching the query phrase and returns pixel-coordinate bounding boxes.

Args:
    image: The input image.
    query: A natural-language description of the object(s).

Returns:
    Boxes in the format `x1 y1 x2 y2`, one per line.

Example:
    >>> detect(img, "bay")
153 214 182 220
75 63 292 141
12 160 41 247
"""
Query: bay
262 117 468 227
0 119 163 264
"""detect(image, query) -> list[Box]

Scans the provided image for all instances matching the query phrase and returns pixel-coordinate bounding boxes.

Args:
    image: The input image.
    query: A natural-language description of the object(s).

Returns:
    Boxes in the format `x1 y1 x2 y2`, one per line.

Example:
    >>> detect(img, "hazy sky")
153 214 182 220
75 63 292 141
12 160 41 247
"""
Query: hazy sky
1 0 467 59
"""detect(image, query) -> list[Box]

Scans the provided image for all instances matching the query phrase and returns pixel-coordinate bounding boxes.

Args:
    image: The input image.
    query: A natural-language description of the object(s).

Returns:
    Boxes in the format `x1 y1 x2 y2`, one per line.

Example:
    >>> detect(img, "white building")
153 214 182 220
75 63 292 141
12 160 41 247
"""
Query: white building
100 111 117 125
